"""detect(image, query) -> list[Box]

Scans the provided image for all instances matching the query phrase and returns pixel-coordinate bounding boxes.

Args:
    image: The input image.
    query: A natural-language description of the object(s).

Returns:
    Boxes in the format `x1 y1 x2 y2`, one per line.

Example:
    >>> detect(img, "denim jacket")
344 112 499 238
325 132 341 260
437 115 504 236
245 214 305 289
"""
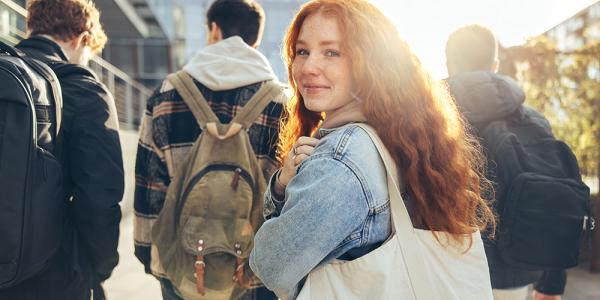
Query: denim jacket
249 124 393 300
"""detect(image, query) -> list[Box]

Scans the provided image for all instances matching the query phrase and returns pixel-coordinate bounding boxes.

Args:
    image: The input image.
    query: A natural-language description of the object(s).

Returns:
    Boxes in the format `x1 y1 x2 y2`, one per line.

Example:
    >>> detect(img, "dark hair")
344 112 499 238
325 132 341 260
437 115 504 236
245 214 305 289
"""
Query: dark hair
206 0 265 47
445 24 497 75
27 0 107 53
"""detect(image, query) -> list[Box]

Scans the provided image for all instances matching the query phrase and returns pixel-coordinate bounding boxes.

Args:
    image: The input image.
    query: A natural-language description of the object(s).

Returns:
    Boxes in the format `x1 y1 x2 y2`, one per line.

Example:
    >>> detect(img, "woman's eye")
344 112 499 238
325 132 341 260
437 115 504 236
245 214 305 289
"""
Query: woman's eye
296 49 309 56
325 50 340 57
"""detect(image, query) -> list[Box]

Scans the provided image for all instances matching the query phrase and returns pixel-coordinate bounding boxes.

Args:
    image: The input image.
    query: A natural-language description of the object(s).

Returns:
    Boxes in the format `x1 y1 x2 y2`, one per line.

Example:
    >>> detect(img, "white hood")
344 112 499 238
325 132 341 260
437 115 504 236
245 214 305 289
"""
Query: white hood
183 36 278 91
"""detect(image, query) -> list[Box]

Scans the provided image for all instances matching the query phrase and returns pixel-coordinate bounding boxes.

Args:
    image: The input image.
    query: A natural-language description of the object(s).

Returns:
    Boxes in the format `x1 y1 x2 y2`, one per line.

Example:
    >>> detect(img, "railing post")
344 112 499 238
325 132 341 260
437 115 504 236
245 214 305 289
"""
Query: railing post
0 10 9 37
138 89 146 128
125 83 133 129
107 71 115 98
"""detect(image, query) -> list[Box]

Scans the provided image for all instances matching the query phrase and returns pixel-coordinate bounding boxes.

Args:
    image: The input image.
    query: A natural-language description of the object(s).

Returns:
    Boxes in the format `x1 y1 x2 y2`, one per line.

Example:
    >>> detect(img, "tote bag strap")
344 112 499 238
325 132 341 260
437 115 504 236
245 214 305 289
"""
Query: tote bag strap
354 123 438 300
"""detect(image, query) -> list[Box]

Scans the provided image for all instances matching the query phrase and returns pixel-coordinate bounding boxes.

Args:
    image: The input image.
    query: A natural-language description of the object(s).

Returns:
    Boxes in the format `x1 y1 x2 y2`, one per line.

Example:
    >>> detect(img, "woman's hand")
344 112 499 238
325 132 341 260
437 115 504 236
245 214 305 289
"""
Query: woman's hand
274 136 320 196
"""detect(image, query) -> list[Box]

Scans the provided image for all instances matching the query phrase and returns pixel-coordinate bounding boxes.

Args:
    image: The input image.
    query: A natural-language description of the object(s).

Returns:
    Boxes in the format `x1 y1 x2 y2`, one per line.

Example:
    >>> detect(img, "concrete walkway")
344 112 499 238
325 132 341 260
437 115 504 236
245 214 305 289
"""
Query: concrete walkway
104 130 600 300
562 262 600 300
103 130 161 300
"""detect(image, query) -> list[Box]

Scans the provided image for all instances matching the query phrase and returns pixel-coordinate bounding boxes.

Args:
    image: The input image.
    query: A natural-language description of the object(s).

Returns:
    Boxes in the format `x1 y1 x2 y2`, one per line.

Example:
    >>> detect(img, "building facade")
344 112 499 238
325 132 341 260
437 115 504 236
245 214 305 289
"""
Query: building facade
97 0 186 88
544 1 600 51
99 0 307 89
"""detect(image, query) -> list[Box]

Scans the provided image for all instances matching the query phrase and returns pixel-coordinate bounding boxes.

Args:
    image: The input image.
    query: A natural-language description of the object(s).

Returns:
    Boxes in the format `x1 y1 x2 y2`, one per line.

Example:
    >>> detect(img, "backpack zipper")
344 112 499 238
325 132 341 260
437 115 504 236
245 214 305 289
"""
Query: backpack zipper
181 164 253 203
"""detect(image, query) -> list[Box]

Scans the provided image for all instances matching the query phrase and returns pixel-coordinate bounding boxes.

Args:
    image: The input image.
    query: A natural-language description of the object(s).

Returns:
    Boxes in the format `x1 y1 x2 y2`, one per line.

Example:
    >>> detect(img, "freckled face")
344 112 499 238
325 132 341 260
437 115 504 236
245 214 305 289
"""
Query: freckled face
292 13 354 117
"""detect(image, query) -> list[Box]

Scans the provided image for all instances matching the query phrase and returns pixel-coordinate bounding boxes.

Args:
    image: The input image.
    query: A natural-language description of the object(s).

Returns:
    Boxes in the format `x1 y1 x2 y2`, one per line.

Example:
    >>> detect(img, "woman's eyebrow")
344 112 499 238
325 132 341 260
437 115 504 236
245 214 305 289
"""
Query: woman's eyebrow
320 40 340 46
296 40 341 47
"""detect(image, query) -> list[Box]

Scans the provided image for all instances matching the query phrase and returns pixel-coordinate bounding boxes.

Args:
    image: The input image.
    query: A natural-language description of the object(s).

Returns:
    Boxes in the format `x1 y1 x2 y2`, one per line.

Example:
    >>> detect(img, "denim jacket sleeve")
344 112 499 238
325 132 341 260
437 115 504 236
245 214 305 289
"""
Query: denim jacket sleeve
250 156 370 300
262 169 286 220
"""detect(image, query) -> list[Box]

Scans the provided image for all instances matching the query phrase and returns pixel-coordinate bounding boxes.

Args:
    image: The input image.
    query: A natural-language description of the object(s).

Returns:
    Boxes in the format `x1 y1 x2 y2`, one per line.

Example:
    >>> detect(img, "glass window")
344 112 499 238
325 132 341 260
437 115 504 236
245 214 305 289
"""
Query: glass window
143 42 171 75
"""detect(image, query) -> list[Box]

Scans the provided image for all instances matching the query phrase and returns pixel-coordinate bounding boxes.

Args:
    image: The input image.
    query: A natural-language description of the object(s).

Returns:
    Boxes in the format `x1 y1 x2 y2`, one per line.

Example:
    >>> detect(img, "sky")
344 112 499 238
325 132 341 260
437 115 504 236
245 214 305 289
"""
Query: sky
370 0 599 79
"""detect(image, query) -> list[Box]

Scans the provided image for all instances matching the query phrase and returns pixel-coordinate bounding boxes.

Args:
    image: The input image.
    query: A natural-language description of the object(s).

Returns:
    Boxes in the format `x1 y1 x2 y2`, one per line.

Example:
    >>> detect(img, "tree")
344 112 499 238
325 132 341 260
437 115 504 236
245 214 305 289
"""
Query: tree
499 37 600 272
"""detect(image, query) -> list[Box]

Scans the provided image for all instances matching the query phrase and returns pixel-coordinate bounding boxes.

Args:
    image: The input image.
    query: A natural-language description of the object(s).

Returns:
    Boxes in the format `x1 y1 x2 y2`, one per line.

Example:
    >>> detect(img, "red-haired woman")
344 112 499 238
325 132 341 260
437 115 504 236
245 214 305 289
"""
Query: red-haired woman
249 1 495 299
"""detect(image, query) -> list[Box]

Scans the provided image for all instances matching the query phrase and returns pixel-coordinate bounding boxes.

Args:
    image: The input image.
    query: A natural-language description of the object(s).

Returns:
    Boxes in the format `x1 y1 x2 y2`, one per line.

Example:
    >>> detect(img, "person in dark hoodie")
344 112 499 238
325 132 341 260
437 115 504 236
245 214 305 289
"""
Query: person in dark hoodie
133 0 286 299
445 24 564 300
0 0 124 300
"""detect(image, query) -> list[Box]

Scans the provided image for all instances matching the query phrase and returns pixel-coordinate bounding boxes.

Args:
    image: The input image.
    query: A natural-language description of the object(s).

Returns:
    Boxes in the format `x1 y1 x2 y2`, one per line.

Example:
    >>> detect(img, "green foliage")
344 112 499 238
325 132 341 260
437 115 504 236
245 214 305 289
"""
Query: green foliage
500 38 600 182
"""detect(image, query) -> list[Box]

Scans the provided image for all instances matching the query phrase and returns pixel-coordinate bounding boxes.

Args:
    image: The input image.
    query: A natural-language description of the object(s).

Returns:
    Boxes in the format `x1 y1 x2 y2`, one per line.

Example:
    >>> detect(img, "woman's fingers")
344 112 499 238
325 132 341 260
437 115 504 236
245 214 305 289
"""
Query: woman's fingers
292 136 319 166
293 136 319 157
279 136 320 187
293 153 310 166
295 144 315 156
296 136 320 148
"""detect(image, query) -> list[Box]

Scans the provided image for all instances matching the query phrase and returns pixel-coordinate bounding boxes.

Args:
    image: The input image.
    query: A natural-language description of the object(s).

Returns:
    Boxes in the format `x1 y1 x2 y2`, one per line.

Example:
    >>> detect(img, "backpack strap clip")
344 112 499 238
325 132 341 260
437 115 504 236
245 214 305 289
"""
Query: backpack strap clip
206 122 242 140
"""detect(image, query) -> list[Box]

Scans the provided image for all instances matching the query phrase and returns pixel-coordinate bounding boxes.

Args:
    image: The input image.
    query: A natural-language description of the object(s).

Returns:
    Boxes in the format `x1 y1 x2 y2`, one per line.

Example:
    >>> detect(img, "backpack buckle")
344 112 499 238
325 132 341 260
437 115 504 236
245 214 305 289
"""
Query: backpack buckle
584 216 596 231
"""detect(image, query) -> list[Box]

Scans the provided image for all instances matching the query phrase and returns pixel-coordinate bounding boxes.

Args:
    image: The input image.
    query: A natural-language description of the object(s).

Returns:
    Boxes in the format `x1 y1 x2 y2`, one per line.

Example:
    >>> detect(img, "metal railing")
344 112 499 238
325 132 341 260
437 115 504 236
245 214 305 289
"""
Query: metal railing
0 0 151 129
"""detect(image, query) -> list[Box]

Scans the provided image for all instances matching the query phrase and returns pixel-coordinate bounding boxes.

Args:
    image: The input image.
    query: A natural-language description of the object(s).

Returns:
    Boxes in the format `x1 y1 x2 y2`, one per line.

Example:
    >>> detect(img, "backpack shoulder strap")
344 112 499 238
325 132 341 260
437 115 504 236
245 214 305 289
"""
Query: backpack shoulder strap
0 40 20 57
231 81 283 130
1 41 63 136
167 71 219 130
27 59 62 136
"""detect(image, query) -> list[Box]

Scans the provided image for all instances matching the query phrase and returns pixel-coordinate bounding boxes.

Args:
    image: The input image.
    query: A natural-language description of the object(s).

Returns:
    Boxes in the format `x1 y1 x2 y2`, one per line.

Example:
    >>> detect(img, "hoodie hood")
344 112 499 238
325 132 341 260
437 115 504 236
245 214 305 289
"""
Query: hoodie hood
182 36 278 91
446 71 525 124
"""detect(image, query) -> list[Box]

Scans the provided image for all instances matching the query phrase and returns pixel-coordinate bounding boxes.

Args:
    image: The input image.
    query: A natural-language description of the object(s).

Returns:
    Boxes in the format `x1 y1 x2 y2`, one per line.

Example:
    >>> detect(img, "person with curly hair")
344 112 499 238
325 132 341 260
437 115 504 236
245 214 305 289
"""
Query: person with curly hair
249 0 496 299
0 1 123 299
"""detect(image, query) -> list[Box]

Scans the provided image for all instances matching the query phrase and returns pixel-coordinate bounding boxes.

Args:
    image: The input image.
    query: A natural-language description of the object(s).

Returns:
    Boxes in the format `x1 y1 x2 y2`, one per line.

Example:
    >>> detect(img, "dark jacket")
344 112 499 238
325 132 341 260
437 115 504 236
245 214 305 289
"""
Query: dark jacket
0 36 124 300
447 71 566 295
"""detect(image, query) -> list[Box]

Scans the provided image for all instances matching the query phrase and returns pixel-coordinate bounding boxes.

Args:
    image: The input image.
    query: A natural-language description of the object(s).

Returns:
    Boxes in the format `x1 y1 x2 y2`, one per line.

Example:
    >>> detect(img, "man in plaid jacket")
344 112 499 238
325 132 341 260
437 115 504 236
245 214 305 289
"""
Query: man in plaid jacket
133 1 286 299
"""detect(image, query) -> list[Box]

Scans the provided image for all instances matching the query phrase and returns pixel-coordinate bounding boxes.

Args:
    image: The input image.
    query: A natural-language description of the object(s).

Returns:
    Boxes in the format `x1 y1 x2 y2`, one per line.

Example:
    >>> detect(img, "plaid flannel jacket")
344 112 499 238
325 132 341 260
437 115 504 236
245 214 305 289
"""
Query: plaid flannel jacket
133 77 285 274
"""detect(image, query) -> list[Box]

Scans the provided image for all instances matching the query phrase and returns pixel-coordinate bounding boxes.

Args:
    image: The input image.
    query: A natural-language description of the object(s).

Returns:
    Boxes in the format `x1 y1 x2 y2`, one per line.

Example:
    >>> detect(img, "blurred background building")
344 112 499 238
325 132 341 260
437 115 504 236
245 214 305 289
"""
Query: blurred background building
96 0 184 88
544 0 600 51
1 0 308 128
98 0 306 89
1 0 153 128
542 0 600 275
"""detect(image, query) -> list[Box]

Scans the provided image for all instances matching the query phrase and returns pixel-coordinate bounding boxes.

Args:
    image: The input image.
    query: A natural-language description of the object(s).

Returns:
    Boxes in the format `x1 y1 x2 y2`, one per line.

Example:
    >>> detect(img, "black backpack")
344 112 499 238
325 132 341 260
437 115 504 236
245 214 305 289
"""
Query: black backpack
0 41 65 288
478 106 593 271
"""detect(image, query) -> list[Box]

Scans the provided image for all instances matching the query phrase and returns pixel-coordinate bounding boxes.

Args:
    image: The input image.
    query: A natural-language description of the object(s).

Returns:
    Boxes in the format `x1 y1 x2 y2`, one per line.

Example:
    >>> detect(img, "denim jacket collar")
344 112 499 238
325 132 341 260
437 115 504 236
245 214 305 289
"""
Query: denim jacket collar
316 122 364 139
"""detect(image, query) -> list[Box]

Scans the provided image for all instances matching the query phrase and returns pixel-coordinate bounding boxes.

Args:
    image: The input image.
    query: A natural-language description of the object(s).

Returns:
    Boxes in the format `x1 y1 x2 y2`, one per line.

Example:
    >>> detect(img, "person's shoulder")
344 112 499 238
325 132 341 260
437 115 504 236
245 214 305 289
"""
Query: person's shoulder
56 64 105 92
155 77 176 94
58 66 113 105
143 77 184 111
313 124 380 163
522 105 546 120
301 124 386 198
262 81 291 105
521 105 553 133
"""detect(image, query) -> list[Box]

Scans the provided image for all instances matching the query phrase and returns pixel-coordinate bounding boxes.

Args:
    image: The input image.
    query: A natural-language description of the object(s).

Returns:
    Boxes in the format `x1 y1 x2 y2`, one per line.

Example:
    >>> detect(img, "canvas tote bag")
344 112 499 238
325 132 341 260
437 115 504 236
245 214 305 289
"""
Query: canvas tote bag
296 124 493 300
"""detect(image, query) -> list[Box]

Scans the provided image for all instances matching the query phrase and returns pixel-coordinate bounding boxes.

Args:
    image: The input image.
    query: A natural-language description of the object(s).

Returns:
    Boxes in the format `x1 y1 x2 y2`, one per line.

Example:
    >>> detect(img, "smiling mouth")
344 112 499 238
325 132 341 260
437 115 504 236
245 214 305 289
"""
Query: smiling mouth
303 84 330 94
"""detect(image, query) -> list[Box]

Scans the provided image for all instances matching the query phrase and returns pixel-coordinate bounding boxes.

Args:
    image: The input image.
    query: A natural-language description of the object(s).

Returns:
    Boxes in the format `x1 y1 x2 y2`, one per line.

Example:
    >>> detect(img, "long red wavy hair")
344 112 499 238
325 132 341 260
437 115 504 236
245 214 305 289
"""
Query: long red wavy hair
279 0 495 243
